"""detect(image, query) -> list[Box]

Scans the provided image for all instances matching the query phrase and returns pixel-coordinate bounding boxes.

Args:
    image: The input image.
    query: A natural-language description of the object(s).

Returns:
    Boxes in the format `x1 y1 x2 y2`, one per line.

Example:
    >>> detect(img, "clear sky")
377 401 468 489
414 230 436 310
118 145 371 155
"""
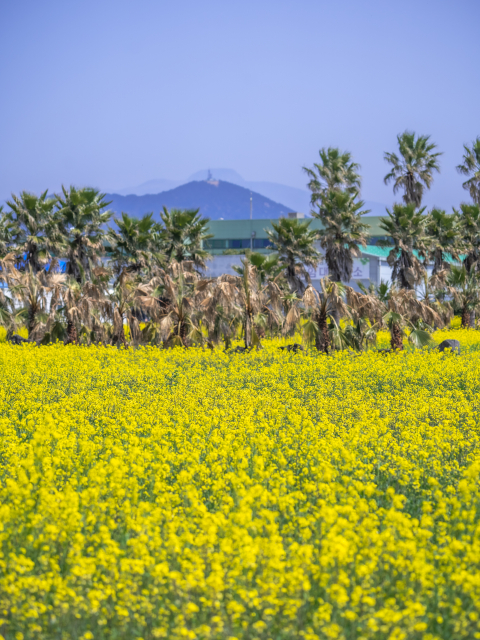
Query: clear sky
1 0 479 210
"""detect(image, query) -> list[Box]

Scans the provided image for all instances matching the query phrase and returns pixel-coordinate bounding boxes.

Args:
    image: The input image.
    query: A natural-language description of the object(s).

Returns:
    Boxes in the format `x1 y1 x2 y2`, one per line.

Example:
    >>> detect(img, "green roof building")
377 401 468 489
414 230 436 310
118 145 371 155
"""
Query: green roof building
202 214 396 289
203 215 389 254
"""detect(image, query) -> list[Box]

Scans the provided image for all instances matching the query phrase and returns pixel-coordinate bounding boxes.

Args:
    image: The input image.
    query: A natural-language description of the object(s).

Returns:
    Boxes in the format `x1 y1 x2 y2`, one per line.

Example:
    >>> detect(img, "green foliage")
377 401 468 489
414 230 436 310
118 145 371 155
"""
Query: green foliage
107 211 163 273
56 186 112 281
379 203 429 289
314 189 370 282
456 203 480 273
5 190 61 272
303 146 361 206
384 130 442 207
266 218 320 293
160 207 212 270
425 207 461 274
456 136 480 204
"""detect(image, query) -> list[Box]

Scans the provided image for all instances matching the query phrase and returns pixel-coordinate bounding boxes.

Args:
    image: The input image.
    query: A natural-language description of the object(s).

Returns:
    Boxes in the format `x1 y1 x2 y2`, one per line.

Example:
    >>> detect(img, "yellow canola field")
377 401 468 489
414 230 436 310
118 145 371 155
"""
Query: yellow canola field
1 332 480 640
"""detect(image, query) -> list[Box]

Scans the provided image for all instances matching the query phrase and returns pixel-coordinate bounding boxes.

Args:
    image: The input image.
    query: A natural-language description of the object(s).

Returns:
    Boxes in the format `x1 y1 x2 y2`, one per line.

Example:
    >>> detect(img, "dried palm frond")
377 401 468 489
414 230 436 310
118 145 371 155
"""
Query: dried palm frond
283 305 301 334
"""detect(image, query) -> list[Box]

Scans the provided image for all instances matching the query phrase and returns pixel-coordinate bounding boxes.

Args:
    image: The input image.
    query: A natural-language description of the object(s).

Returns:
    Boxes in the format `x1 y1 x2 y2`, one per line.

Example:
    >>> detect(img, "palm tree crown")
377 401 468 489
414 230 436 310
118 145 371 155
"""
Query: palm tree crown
456 137 480 204
56 186 112 282
0 206 17 258
314 190 369 282
456 203 480 274
447 265 480 328
384 131 442 207
425 208 461 274
107 212 161 274
379 203 429 289
160 207 212 271
303 147 361 208
233 251 283 286
6 190 62 273
266 218 321 294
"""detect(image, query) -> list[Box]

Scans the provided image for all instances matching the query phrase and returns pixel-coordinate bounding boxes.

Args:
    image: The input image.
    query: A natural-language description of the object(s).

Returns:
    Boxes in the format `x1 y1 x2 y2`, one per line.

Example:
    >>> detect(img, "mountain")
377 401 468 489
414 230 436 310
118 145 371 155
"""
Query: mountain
114 178 181 196
114 168 389 216
106 180 293 220
187 169 311 212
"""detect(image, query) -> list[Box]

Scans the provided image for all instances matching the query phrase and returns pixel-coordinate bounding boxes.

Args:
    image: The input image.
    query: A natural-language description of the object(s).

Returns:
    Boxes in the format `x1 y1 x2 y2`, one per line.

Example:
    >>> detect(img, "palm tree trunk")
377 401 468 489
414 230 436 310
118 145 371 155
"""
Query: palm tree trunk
115 328 126 347
179 320 189 347
254 322 265 339
27 303 37 339
390 322 403 351
331 307 340 327
461 307 470 329
314 309 330 353
433 249 443 275
244 304 253 349
66 319 77 344
92 317 100 344
469 310 476 328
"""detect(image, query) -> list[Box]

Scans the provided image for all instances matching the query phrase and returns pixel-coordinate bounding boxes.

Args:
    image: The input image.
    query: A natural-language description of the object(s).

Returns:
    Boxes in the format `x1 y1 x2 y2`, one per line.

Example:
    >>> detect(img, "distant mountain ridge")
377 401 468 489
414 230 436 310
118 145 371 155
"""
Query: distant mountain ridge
106 180 292 220
110 168 388 217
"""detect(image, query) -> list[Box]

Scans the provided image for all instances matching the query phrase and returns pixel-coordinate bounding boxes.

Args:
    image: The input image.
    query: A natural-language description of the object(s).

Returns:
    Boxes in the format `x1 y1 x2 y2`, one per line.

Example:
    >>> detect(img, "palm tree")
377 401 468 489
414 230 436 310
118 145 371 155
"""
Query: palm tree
233 251 285 337
233 251 283 286
348 284 438 351
425 208 461 274
384 131 442 207
266 218 321 294
81 267 112 345
416 272 453 330
56 186 112 282
456 137 480 204
200 275 241 349
146 267 202 348
447 265 480 328
6 190 62 273
302 279 349 353
455 205 480 328
8 265 66 342
303 147 361 207
107 212 163 275
456 203 480 274
107 267 153 346
0 206 17 258
379 203 429 289
63 278 90 344
313 190 369 282
0 255 19 334
160 207 212 271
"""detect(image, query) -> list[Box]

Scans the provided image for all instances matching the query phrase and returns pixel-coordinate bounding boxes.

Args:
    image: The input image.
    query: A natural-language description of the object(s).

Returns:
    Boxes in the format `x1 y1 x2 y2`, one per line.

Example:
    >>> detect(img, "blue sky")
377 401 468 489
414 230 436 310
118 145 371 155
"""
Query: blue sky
1 0 479 210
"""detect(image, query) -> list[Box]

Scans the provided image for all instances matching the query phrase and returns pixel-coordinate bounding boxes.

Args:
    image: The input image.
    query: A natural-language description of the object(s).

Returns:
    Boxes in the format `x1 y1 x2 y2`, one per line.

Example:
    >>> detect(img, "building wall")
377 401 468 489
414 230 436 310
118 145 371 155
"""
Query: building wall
201 218 408 289
204 253 382 291
204 254 244 278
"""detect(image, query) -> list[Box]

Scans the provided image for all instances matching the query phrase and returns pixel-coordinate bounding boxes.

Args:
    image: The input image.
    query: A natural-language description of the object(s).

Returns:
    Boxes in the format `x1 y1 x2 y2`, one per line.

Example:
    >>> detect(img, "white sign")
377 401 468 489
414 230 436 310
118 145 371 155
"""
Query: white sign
307 258 369 281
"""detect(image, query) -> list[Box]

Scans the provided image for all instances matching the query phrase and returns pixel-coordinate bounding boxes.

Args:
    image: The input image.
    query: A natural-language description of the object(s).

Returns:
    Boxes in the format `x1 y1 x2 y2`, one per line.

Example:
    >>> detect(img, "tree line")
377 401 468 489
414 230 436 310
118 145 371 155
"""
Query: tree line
0 131 479 352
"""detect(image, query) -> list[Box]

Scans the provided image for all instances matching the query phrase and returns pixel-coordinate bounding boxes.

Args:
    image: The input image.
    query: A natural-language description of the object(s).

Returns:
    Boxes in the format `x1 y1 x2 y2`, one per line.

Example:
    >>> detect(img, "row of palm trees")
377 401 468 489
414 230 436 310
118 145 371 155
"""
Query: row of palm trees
302 132 480 288
0 131 479 351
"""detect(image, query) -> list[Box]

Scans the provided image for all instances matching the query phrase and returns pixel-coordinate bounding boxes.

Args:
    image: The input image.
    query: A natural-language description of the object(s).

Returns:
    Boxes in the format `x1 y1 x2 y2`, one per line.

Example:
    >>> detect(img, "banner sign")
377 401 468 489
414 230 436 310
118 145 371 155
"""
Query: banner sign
306 257 370 281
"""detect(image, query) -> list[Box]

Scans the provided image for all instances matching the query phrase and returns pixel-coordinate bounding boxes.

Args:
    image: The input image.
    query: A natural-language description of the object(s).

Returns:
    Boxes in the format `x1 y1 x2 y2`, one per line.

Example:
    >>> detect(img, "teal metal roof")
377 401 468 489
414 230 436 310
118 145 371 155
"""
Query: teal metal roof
359 245 461 265
359 245 391 259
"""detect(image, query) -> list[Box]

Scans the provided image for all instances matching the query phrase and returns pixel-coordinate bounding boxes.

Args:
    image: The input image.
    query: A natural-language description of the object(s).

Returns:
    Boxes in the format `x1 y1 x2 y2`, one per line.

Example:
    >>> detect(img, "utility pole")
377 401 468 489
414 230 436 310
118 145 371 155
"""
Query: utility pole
250 193 253 250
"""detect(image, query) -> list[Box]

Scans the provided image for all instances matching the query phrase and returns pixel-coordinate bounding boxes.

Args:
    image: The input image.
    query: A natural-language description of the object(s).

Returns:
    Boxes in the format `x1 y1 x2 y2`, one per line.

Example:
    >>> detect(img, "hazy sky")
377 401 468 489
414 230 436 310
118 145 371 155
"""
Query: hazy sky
1 0 479 209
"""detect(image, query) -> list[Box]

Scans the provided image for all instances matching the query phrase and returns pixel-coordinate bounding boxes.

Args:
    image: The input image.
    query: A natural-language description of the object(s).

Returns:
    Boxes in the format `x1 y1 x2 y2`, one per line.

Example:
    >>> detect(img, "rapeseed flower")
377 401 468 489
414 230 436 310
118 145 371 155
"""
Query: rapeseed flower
0 332 479 638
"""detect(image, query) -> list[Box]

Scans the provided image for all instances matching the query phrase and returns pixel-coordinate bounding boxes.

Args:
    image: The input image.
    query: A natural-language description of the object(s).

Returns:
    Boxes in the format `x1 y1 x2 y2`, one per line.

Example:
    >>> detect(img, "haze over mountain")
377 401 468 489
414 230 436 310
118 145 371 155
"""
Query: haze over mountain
111 169 388 217
106 180 292 220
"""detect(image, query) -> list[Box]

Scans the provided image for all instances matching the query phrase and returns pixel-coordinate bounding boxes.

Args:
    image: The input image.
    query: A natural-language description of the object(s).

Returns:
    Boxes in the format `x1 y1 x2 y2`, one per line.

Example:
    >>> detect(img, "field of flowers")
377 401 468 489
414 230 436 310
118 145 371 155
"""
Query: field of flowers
1 331 480 640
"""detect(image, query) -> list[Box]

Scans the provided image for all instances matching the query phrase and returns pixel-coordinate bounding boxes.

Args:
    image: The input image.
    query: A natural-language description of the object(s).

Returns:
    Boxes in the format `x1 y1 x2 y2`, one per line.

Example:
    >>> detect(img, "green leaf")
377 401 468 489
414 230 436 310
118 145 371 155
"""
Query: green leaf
408 329 433 349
